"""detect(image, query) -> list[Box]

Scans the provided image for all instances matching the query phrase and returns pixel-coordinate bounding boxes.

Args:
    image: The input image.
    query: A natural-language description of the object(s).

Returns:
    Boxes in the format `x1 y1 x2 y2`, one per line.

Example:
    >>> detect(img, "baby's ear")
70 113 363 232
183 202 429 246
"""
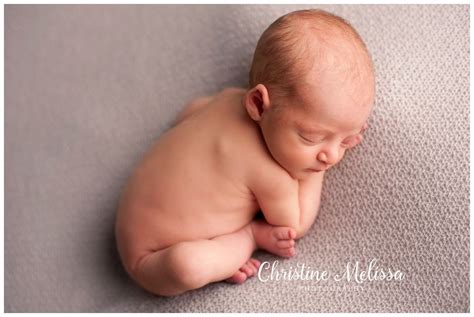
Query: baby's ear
244 84 271 121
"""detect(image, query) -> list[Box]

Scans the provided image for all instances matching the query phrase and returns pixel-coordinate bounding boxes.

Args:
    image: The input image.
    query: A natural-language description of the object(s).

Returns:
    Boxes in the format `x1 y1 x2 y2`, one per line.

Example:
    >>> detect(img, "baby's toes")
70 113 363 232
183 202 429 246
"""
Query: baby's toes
281 246 296 258
225 271 247 284
240 263 253 276
272 227 296 241
248 259 261 274
276 239 295 249
249 258 261 270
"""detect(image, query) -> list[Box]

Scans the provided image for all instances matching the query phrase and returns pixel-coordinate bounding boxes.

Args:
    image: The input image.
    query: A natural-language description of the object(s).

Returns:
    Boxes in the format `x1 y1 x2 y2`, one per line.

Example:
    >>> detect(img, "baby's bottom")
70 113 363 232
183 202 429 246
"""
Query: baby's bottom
132 219 297 297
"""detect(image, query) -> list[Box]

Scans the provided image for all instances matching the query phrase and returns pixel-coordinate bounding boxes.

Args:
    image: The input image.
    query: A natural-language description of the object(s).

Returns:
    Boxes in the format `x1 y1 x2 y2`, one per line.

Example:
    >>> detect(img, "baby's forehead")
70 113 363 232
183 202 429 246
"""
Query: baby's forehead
285 81 374 130
299 72 375 108
293 106 369 136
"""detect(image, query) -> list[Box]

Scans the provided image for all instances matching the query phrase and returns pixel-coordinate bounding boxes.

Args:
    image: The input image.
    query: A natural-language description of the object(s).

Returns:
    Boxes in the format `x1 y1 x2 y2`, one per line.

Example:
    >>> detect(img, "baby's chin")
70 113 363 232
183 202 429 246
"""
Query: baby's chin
288 168 324 180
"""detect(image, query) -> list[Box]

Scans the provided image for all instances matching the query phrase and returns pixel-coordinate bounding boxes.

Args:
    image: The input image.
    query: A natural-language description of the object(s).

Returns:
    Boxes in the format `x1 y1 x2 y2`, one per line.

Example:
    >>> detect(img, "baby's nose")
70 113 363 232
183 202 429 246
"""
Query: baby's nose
317 151 337 165
317 152 328 163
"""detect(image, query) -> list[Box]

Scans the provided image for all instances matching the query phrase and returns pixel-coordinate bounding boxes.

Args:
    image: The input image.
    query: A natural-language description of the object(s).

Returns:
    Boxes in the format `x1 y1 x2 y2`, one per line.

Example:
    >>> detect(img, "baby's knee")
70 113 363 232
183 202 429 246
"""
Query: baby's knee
129 243 207 297
166 242 208 290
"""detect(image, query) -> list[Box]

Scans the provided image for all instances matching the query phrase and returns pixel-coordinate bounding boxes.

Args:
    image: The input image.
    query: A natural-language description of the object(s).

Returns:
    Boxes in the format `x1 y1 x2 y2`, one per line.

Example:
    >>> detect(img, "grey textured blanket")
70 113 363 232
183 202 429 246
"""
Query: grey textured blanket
5 4 469 312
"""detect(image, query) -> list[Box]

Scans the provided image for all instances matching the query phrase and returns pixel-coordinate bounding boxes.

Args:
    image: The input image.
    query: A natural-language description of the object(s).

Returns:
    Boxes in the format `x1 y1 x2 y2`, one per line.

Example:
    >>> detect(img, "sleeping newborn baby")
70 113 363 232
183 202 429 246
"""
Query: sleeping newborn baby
116 9 375 296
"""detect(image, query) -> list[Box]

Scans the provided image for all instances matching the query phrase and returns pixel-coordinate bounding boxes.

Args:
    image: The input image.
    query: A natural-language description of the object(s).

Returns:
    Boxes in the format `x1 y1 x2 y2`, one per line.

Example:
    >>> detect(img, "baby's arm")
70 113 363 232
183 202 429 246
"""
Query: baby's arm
251 170 324 239
253 176 299 229
295 172 324 239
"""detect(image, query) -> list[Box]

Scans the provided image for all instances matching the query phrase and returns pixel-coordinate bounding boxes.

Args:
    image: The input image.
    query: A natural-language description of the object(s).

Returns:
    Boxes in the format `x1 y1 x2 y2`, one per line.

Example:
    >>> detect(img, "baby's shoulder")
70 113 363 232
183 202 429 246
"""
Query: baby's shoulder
208 89 290 183
232 121 294 190
246 144 296 193
219 87 247 96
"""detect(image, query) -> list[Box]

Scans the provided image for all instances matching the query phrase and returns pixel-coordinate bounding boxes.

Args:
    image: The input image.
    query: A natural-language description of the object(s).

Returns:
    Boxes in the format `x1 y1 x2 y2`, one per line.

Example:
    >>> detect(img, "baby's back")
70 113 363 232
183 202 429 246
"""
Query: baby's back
116 89 262 264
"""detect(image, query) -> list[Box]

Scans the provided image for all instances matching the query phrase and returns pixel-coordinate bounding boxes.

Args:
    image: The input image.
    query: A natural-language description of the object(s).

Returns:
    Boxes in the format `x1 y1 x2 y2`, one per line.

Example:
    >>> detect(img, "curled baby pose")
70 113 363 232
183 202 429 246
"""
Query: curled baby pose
115 9 375 297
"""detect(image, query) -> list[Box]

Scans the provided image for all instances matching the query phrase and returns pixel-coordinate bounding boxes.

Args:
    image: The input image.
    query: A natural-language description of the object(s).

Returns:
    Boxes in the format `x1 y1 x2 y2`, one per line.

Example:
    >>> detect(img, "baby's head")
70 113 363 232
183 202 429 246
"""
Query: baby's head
244 9 375 180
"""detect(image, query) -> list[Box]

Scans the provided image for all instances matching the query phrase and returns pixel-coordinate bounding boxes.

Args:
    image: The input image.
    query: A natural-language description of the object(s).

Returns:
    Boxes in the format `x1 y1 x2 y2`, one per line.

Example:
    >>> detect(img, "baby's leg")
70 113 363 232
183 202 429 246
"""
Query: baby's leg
133 224 257 296
225 219 297 283
132 219 297 296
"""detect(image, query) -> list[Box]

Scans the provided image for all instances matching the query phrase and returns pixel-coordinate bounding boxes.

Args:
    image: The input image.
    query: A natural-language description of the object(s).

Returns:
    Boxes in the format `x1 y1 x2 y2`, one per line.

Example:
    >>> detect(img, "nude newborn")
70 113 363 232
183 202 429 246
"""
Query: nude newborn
115 9 375 297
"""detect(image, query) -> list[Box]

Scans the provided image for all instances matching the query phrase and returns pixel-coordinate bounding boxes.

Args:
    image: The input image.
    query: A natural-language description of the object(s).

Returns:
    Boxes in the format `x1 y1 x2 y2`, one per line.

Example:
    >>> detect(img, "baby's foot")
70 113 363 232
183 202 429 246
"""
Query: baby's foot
250 220 296 257
225 258 261 284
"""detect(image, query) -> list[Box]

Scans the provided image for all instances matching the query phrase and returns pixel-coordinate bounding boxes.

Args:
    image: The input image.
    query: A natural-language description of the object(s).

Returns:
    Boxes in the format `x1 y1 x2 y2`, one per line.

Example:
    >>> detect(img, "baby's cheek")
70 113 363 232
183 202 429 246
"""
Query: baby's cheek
297 147 314 163
284 143 306 164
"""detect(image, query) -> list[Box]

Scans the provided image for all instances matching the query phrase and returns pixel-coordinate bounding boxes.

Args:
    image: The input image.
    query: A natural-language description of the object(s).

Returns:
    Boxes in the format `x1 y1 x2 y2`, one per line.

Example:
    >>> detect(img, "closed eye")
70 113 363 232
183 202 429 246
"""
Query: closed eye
298 133 323 145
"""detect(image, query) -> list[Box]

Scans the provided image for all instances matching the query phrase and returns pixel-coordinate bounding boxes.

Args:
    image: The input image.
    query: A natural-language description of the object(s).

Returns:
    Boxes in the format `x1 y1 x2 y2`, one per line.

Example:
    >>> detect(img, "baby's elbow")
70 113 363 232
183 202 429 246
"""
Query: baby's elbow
293 224 310 240
293 215 317 240
266 217 308 240
293 203 321 240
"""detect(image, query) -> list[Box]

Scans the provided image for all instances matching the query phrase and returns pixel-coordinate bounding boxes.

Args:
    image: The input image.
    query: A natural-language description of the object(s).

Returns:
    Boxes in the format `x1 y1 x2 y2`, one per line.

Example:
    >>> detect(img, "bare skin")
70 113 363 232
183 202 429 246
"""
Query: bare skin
115 86 334 296
116 68 373 296
114 8 377 298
